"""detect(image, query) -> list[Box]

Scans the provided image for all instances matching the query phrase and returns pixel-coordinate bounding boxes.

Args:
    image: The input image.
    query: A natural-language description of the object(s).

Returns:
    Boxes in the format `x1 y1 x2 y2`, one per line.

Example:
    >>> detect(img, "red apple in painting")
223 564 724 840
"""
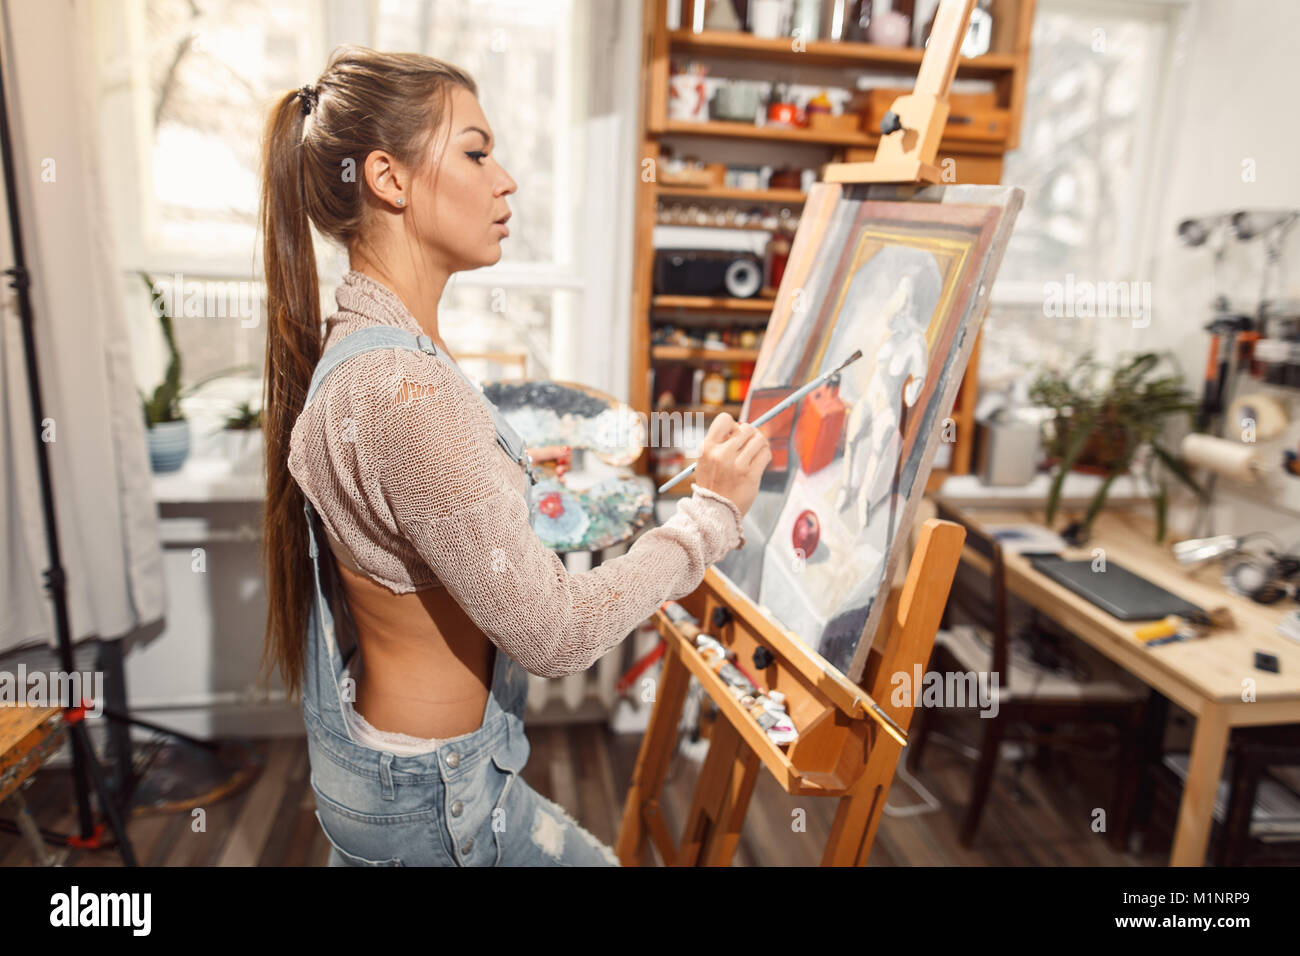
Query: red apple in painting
539 491 565 519
792 509 820 558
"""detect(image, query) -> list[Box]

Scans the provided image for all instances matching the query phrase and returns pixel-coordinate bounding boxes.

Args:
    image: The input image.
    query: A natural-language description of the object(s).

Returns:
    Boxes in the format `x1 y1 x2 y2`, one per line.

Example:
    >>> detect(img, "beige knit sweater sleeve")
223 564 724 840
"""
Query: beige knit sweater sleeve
373 350 745 678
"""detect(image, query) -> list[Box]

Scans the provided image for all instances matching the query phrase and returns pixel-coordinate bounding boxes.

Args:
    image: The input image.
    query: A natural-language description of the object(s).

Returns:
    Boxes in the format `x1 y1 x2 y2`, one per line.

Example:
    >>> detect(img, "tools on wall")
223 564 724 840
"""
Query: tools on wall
1175 208 1300 503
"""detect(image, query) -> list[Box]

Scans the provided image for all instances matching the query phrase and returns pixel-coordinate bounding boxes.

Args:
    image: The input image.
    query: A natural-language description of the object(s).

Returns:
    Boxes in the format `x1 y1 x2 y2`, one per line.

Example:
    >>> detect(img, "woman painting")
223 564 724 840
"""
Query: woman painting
258 47 769 866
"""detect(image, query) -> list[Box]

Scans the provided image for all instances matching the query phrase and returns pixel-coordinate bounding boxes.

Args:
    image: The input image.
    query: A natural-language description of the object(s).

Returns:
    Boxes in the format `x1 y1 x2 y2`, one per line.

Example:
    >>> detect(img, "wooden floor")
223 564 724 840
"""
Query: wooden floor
0 712 1171 866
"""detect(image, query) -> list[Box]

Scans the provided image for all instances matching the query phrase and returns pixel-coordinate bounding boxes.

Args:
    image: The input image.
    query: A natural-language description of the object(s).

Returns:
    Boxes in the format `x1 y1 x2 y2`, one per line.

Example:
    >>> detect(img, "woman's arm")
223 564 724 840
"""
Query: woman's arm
373 351 745 678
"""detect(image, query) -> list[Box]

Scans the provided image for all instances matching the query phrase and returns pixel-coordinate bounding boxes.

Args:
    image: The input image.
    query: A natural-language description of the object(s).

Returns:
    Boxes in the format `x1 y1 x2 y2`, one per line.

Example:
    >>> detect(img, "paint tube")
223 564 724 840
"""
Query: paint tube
750 691 798 745
695 635 767 711
695 634 725 663
663 602 698 628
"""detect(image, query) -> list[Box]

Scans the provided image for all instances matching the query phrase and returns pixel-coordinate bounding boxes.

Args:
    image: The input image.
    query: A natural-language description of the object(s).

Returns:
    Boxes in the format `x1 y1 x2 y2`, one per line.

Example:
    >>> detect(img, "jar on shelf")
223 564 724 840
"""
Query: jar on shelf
701 366 727 406
765 229 792 290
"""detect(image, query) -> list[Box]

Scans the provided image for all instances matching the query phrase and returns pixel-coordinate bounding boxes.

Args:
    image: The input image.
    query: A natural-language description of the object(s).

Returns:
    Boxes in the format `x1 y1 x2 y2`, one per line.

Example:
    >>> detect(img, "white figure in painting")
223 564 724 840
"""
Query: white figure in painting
834 273 930 531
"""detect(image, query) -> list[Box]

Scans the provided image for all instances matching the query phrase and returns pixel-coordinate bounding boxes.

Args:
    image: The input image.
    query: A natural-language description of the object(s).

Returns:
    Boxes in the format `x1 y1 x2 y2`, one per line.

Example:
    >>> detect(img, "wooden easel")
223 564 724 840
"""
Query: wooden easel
615 0 979 866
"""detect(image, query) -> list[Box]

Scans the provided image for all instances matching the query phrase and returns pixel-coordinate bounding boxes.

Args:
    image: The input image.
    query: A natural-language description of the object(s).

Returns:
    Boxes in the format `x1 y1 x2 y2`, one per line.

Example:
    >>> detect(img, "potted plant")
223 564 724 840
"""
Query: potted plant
221 399 263 473
1028 352 1204 541
140 272 190 473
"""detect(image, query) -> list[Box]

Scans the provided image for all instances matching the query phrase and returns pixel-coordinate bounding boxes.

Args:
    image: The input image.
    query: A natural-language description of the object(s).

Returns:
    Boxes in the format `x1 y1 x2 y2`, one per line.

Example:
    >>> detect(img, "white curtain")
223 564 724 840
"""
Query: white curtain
0 0 164 652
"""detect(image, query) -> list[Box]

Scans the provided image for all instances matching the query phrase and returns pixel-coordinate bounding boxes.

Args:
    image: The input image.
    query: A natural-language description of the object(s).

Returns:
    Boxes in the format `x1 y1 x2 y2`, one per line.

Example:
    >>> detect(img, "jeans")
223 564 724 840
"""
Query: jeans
300 501 620 867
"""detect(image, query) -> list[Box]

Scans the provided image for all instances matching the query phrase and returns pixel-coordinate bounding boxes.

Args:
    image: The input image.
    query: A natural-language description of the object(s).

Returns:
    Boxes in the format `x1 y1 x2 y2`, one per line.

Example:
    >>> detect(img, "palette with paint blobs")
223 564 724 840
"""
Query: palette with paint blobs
482 380 654 553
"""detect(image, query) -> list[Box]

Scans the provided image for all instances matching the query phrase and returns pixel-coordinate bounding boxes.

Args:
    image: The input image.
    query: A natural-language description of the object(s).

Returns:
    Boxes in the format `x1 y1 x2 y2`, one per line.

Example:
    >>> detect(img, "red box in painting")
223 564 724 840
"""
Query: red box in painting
793 382 846 476
747 386 797 472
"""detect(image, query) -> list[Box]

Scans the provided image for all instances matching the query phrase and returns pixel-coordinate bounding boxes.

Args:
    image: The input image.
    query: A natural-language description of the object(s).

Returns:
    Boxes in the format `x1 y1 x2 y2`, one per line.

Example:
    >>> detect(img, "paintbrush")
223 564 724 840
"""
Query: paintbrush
658 349 864 494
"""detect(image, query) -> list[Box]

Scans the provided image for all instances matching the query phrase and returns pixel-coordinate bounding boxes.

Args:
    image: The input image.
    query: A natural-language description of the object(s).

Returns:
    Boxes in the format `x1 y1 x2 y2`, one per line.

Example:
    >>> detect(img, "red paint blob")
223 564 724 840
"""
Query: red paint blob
539 491 565 519
792 509 820 557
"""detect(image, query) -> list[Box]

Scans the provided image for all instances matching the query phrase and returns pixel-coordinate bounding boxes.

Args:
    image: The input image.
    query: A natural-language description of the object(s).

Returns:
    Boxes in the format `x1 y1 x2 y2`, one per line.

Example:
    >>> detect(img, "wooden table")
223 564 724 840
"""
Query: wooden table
935 499 1300 866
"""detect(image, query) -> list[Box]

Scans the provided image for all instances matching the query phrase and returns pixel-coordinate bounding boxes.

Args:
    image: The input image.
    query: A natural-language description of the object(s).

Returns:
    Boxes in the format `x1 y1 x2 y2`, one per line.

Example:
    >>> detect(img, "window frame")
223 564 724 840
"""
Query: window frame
93 0 631 391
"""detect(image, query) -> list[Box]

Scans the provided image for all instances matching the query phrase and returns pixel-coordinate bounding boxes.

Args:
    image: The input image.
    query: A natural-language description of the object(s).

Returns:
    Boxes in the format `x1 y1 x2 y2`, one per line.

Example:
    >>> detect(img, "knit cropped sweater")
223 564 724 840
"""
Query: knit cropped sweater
287 269 746 679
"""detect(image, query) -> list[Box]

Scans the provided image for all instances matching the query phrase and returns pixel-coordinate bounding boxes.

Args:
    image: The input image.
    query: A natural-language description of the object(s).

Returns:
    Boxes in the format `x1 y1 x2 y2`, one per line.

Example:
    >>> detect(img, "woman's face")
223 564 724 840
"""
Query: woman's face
408 86 517 273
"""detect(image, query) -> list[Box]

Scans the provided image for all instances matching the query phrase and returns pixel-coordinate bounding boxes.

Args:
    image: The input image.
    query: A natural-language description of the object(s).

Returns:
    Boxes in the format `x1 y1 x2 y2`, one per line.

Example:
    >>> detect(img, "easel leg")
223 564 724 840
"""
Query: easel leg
825 732 900 866
678 716 744 866
701 743 761 866
616 639 690 866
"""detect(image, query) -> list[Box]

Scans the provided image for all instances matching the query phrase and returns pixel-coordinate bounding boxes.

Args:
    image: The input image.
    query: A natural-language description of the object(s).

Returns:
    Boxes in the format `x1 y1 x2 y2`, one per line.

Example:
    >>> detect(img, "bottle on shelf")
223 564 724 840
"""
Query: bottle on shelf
701 365 727 406
764 228 792 292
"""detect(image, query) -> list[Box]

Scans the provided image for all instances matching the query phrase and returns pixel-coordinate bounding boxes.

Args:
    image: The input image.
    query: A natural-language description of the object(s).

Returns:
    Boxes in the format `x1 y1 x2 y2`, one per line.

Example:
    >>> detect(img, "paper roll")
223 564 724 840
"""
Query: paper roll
1180 433 1264 482
1227 392 1289 441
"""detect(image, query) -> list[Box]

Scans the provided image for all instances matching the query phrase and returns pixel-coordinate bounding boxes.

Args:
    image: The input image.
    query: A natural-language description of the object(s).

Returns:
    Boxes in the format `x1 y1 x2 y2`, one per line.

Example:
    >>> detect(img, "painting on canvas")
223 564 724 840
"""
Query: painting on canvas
715 182 1023 682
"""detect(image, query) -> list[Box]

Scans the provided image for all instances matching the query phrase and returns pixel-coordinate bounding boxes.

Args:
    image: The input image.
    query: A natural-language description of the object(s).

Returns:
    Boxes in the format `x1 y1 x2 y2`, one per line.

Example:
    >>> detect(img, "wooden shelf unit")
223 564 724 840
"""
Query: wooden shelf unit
655 184 808 204
653 345 761 362
652 294 774 312
667 402 743 416
630 0 1037 484
666 27 1020 75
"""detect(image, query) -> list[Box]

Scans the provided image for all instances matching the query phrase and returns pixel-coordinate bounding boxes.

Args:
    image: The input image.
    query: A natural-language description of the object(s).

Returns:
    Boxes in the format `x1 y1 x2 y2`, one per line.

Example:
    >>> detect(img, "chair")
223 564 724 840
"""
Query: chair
1217 725 1300 864
1134 719 1300 865
909 500 1150 848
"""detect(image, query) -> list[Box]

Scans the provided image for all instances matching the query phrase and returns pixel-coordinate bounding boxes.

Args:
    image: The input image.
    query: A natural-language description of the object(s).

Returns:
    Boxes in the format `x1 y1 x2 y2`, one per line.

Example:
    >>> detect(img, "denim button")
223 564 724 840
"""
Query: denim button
450 799 463 817
445 751 460 768
461 838 474 854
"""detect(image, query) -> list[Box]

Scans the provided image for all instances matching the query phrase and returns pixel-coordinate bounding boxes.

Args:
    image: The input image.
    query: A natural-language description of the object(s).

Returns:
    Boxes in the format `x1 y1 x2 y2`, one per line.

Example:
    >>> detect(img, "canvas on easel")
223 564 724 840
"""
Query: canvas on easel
717 182 1023 682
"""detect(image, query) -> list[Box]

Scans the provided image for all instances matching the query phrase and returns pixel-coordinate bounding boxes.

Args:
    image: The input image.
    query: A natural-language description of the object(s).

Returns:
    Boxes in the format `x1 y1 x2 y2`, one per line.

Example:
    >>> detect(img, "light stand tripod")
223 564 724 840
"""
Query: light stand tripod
0 38 137 866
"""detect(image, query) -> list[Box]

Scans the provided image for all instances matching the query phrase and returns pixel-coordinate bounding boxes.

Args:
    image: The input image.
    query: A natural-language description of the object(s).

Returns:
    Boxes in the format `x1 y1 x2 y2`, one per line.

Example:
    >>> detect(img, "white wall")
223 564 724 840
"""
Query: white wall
1143 0 1300 533
1147 0 1300 378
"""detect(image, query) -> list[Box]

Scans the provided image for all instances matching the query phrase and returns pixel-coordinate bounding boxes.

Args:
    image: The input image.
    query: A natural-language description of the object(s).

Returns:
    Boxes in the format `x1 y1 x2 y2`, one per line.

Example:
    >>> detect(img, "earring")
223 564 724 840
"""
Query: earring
395 197 405 207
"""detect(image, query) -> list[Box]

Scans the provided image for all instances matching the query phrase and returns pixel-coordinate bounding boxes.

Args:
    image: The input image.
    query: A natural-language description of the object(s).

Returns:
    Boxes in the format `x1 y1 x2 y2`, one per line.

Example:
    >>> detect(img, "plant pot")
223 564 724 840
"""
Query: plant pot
221 428 263 474
147 419 190 473
1046 414 1136 475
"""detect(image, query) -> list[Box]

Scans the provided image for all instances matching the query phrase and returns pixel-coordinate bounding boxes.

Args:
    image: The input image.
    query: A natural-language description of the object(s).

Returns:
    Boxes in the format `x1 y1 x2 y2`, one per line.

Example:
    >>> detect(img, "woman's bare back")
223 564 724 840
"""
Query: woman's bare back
330 539 495 739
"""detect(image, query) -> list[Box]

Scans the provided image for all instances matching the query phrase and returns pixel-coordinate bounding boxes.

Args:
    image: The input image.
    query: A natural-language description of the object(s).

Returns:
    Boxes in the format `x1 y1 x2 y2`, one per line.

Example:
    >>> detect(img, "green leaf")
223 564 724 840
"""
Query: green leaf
1045 408 1096 526
1150 440 1205 499
1153 480 1169 542
1083 467 1121 532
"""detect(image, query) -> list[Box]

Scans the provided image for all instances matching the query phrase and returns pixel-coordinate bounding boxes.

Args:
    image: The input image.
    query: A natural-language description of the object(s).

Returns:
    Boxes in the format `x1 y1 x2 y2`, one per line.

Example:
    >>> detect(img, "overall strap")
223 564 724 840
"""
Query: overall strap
305 325 434 406
302 324 534 482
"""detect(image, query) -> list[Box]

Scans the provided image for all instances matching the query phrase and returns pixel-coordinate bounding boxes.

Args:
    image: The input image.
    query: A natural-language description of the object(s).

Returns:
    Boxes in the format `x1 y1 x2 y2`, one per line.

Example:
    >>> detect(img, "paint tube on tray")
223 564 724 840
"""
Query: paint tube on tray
750 691 798 745
695 635 761 698
662 601 698 628
663 601 704 640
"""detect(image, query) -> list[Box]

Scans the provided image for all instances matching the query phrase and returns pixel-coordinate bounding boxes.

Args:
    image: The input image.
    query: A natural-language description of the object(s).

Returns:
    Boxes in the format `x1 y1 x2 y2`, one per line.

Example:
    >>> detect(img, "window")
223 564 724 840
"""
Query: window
981 0 1189 390
92 0 602 410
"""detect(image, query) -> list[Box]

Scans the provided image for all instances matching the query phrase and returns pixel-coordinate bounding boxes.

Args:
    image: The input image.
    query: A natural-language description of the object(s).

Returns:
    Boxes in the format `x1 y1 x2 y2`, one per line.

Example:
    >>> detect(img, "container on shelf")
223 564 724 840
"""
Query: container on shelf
821 0 857 41
711 80 764 123
791 0 822 40
701 366 727 406
668 75 709 122
749 0 787 38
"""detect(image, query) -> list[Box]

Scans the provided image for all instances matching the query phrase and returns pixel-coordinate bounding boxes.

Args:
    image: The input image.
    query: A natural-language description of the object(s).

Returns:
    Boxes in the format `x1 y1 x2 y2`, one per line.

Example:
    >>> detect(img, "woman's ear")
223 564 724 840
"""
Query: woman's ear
363 149 407 211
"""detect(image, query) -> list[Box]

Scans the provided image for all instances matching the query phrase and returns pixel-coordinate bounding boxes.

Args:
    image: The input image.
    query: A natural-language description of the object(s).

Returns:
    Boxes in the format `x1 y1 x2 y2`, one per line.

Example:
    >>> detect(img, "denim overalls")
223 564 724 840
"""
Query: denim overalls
298 325 620 867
